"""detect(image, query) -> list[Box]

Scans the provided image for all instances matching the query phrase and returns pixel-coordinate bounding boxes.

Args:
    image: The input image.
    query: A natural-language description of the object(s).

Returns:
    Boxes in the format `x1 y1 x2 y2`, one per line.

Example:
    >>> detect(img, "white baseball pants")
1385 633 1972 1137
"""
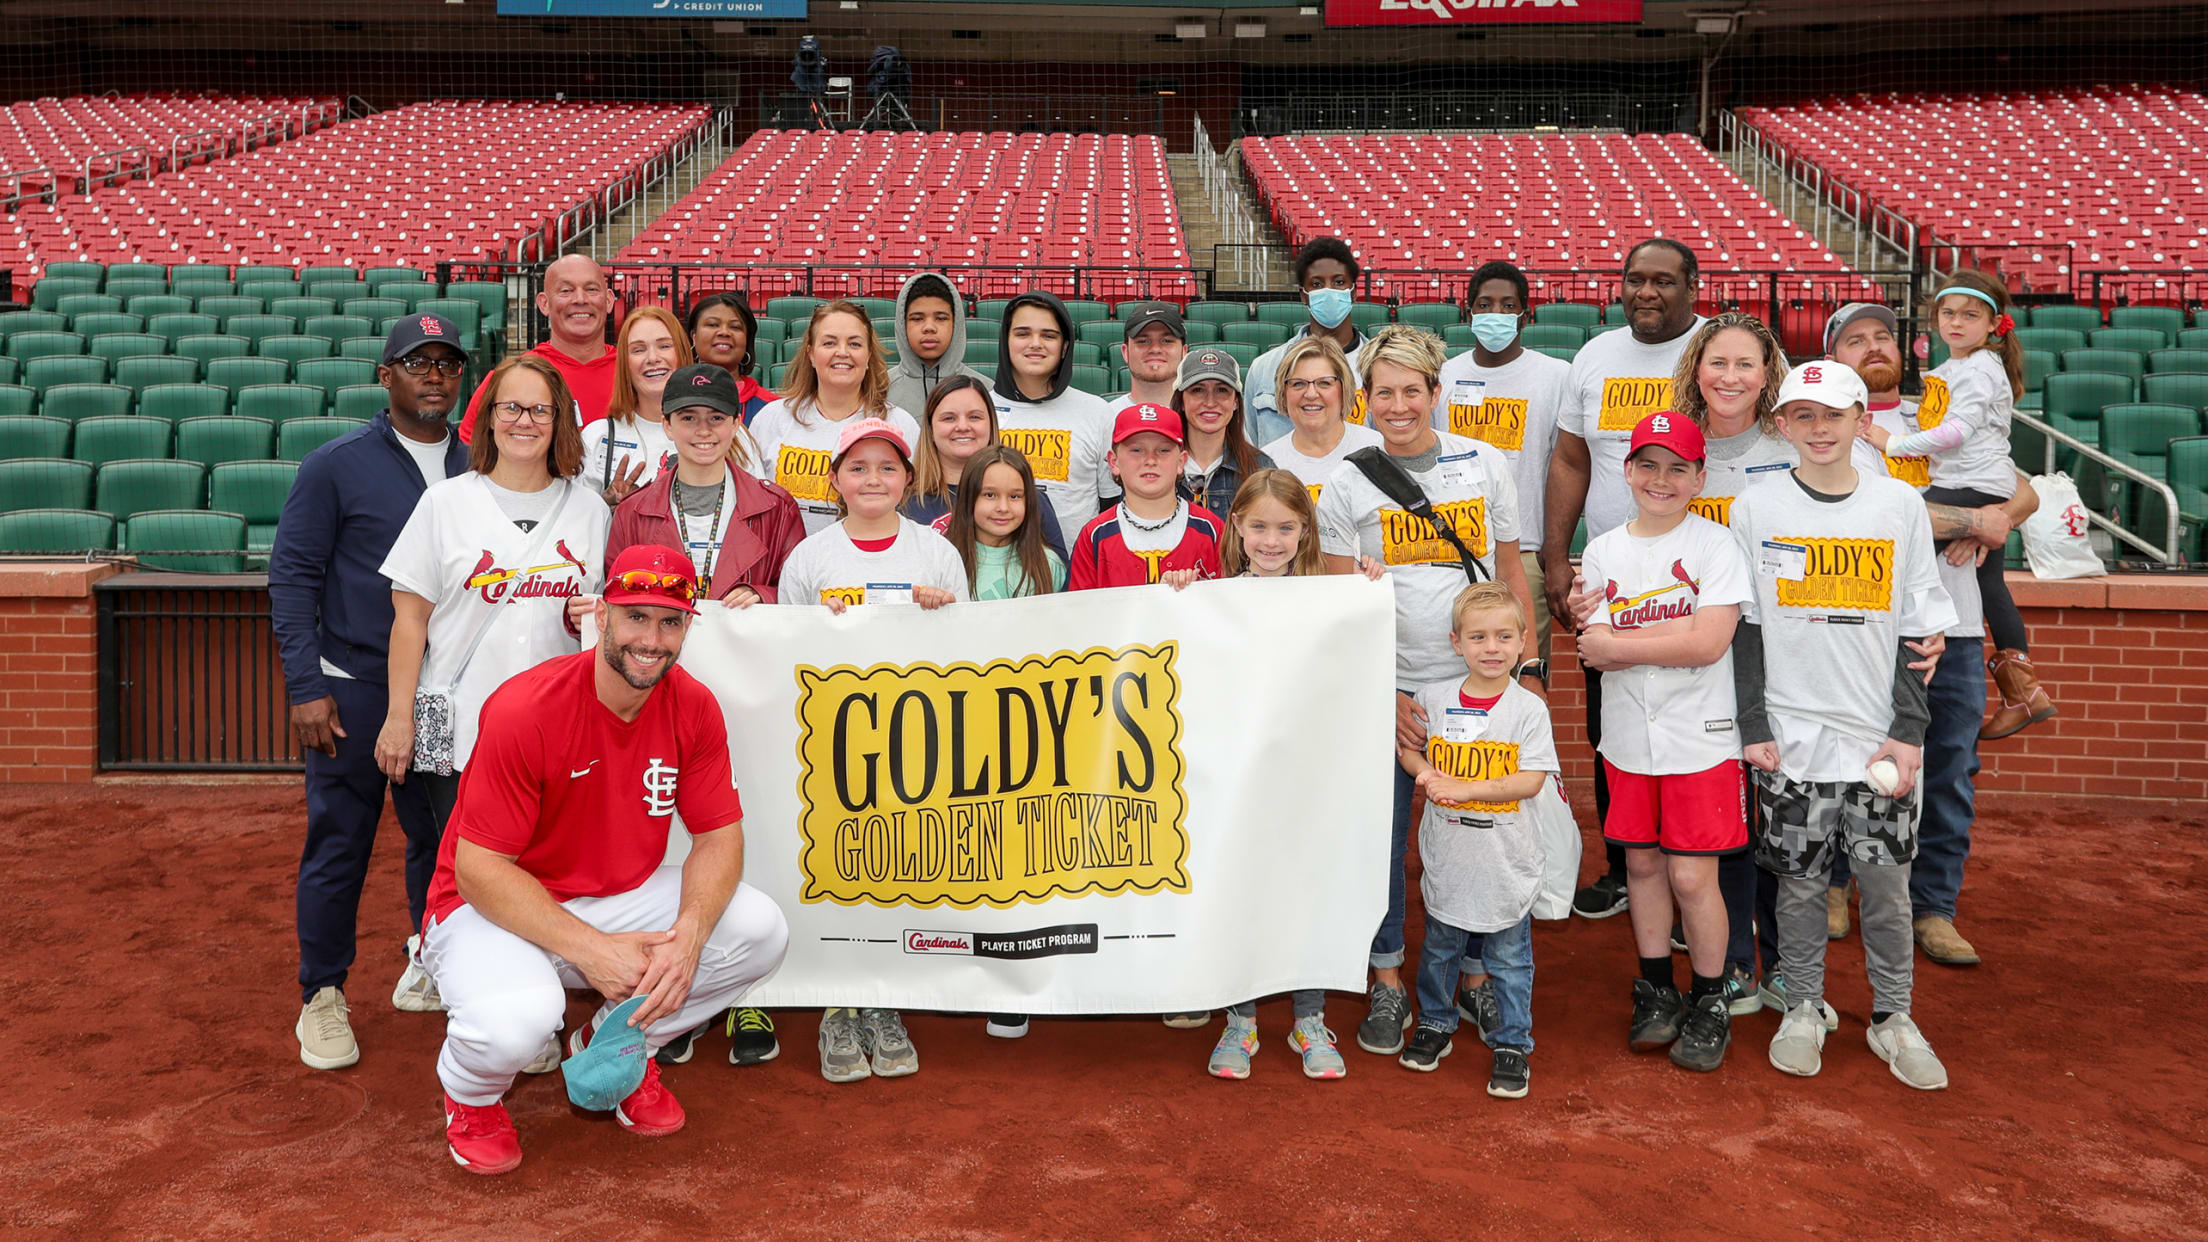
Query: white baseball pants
422 867 788 1105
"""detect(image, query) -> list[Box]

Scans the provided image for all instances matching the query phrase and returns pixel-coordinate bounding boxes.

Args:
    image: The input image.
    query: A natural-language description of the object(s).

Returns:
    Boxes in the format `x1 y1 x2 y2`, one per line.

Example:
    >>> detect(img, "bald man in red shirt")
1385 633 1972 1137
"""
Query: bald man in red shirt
459 253 619 442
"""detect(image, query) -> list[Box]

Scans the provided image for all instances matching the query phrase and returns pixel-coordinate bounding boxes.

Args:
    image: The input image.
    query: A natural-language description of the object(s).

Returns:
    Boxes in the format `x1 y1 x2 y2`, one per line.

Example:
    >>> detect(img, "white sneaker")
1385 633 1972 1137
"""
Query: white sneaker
1768 1001 1827 1078
297 986 360 1070
522 1034 562 1076
1867 1013 1948 1091
391 935 443 1012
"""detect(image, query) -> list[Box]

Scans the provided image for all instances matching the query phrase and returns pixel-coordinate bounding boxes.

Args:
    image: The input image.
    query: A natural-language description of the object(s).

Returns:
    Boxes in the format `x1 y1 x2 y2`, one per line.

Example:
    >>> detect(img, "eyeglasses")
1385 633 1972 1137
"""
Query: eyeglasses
491 401 558 424
614 569 700 602
395 356 466 378
1284 377 1340 395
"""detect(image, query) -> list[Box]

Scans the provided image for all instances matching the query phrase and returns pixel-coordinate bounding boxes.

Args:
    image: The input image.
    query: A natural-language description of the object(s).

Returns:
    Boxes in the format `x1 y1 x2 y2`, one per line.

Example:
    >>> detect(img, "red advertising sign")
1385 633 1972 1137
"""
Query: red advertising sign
1325 0 1642 26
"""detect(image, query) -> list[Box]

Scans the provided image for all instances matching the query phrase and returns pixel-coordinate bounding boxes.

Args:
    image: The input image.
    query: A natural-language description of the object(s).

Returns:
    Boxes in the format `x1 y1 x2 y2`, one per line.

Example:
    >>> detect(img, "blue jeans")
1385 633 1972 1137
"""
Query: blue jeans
1415 911 1534 1051
1371 759 1416 969
1830 639 1982 921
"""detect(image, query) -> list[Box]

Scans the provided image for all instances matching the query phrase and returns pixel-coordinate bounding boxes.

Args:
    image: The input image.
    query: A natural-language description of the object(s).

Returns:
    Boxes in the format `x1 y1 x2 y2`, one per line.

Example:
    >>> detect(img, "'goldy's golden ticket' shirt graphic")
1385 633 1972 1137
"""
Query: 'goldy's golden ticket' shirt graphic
1915 376 1951 430
793 644 1190 907
1884 454 1932 488
1447 396 1530 451
1685 495 1735 526
1380 498 1489 566
1771 537 1896 612
1596 376 1669 432
773 445 836 504
997 428 1071 483
1423 735 1525 814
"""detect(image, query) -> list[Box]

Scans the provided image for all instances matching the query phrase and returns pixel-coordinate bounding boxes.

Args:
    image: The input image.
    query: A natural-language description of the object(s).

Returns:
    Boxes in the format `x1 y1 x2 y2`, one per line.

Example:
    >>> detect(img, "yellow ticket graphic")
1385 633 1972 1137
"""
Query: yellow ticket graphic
1774 537 1896 612
1884 454 1931 488
1425 736 1524 814
1380 497 1489 566
1686 495 1736 527
793 645 1190 908
819 586 868 607
1596 376 1670 432
1345 391 1369 426
1449 396 1529 452
999 427 1071 483
1915 377 1951 431
774 445 836 504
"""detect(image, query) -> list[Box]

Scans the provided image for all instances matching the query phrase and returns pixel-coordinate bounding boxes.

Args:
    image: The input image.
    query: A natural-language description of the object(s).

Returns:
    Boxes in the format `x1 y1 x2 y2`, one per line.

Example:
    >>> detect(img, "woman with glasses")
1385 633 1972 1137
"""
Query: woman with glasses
1259 335 1381 503
376 353 611 844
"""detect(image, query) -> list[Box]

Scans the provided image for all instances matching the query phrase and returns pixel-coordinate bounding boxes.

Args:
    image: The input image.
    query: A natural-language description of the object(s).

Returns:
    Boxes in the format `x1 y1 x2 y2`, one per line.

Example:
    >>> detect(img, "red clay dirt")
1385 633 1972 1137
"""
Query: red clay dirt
0 779 2202 1241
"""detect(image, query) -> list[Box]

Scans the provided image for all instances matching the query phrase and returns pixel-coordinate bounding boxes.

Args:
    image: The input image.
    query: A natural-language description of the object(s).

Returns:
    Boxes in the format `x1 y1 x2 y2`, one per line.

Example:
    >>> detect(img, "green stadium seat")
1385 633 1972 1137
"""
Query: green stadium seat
175 335 250 369
1256 302 1310 328
2015 328 2086 355
0 508 115 554
969 363 995 383
0 458 94 512
364 266 427 289
1350 302 1389 333
292 358 375 404
126 294 194 320
0 386 34 418
238 280 300 305
849 297 896 320
258 335 333 365
2111 307 2186 342
1396 303 1462 330
232 264 294 286
270 297 338 323
1213 342 1262 369
97 459 206 521
387 284 440 313
124 509 247 572
237 384 328 424
112 355 200 397
31 278 100 312
55 293 122 321
2092 327 2166 354
1061 300 1109 327
167 271 233 298
1522 324 1586 350
24 356 108 394
204 358 291 400
1063 342 1099 367
765 362 788 389
1223 322 1290 349
767 297 822 324
1535 345 1581 363
413 300 480 350
2179 329 2208 351
307 281 362 308
148 313 219 347
7 331 86 362
0 357 11 385
2019 349 2059 409
342 300 402 329
446 282 507 335
2029 305 2101 334
300 264 356 287
753 316 788 342
2167 436 2208 560
40 383 132 424
1182 321 1219 344
177 417 277 468
194 295 264 322
1069 364 1110 397
0 310 67 340
305 315 373 344
70 415 172 466
210 459 298 554
41 261 104 283
2041 371 2138 458
70 312 143 339
225 314 298 348
139 383 230 424
103 279 166 305
961 339 999 366
102 262 167 290
1534 302 1602 329
2063 348 2146 385
1443 323 1477 346
2101 405 2204 529
1077 321 1124 347
88 333 169 366
749 339 780 369
0 415 71 458
338 337 385 362
2144 373 2208 411
278 417 364 462
332 385 387 421
2149 350 2208 376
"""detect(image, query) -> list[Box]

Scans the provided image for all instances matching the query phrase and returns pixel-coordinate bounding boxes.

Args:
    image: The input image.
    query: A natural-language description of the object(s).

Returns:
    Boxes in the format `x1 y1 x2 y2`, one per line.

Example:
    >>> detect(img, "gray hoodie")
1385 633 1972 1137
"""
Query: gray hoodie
888 272 986 416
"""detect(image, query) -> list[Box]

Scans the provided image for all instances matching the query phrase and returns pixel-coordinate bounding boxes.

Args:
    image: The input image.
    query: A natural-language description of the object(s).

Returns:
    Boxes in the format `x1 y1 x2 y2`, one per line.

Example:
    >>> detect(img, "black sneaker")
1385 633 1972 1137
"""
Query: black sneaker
726 1007 779 1066
1487 1046 1531 1098
1456 979 1502 1041
985 1013 1030 1039
1355 981 1413 1055
655 1022 706 1066
1628 978 1685 1052
1669 989 1732 1072
1573 873 1629 919
1398 1025 1453 1072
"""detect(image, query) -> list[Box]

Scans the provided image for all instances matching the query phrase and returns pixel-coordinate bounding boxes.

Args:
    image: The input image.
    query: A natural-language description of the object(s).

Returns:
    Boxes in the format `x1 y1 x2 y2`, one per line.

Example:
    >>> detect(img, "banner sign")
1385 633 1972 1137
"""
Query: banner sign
671 576 1396 1013
1324 0 1642 27
496 0 807 18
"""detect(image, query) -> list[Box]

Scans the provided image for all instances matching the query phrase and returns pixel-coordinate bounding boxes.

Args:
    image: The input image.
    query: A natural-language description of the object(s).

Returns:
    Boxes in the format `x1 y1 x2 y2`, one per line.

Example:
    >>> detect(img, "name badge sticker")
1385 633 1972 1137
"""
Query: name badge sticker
1760 539 1809 582
864 581 916 605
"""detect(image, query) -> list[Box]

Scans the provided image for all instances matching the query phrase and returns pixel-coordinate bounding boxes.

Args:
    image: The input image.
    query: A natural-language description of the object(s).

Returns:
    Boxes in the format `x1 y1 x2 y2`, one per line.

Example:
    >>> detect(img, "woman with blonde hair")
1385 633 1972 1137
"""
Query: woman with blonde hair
747 300 919 533
582 305 695 504
1259 334 1380 502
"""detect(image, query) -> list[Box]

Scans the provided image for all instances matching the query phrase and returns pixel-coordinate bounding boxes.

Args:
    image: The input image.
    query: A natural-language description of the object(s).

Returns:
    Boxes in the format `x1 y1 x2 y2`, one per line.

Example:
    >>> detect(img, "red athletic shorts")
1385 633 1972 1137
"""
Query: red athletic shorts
1602 758 1749 856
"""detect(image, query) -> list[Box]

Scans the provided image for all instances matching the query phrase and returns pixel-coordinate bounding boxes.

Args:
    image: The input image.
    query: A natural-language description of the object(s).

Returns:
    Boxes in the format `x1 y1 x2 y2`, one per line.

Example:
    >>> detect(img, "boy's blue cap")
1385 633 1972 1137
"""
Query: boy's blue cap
562 995 651 1111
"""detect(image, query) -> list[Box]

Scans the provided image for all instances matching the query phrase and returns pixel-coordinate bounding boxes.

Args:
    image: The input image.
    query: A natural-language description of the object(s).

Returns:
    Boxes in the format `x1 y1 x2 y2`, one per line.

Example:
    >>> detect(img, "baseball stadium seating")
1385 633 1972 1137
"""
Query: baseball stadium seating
1 92 336 204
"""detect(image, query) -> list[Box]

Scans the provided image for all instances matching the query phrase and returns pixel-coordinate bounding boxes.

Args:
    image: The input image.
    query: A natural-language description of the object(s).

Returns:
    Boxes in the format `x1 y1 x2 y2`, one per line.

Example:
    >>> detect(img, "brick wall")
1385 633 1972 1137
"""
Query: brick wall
0 564 120 784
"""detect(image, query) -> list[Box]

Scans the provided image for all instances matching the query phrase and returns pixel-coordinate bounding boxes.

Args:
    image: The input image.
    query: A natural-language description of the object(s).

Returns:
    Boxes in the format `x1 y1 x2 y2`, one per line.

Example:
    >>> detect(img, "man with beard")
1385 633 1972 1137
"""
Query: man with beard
423 545 789 1175
1825 304 2037 968
272 312 476 1070
1109 303 1188 407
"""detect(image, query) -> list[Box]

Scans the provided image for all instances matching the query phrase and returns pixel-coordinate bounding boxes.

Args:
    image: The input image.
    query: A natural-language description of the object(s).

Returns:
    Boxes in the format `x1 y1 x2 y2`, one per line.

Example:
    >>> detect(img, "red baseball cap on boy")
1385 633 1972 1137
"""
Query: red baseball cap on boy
603 544 700 614
1627 411 1706 464
1111 402 1185 447
832 416 912 465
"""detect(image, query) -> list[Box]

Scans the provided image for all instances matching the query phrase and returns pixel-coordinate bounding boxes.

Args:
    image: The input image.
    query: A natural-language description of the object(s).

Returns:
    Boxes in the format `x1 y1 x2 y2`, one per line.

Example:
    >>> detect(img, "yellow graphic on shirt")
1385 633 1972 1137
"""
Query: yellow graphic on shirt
1686 495 1737 527
1000 428 1071 483
774 445 836 505
1884 453 1932 488
1448 396 1529 452
1916 377 1951 431
1424 736 1524 814
1305 483 1325 504
1345 391 1369 426
1596 376 1670 432
819 586 869 607
1379 498 1489 567
1774 537 1896 612
793 644 1189 908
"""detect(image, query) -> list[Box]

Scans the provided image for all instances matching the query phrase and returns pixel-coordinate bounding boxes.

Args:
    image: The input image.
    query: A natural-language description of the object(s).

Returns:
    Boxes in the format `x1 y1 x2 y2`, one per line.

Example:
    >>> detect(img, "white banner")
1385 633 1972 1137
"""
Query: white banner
667 576 1396 1014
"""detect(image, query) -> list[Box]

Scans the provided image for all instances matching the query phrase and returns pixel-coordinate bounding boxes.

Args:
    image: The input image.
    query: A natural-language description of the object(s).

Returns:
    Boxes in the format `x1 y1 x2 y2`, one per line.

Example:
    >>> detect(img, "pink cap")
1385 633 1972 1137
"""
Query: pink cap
1627 411 1706 464
1111 402 1185 447
832 417 912 464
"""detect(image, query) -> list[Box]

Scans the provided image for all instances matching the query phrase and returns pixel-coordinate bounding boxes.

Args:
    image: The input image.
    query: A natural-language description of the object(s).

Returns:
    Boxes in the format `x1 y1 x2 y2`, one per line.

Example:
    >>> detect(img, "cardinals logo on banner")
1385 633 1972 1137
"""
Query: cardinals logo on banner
1326 0 1642 28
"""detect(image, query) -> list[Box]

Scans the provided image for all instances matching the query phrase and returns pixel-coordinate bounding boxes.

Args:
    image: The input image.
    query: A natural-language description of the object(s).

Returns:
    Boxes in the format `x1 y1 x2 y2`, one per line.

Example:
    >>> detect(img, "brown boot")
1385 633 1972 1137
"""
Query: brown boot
1914 916 1981 966
1984 648 2057 739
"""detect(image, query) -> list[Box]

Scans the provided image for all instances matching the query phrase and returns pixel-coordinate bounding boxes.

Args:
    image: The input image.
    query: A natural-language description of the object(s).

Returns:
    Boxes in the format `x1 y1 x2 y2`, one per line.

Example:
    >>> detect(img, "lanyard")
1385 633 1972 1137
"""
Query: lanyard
678 477 729 584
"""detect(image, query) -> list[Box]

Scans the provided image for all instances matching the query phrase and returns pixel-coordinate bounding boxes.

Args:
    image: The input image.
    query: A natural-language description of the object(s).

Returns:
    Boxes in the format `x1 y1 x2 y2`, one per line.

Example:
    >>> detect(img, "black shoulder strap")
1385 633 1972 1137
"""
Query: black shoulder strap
1345 446 1488 583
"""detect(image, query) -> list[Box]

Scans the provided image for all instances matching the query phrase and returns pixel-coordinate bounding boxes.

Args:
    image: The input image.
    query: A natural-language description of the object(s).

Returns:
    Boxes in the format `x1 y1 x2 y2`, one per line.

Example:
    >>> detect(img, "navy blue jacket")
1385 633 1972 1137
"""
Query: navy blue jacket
267 410 470 704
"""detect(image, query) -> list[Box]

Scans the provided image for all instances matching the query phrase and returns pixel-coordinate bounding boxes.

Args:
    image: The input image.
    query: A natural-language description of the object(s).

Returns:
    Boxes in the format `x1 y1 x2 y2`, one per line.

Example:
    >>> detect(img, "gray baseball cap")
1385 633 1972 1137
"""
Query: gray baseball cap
1175 345 1241 393
1823 302 1899 355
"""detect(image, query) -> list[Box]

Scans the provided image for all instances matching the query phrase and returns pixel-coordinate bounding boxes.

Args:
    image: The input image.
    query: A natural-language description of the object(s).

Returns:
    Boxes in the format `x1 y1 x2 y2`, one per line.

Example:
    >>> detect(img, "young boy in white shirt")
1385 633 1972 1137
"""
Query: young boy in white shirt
1730 361 1958 1091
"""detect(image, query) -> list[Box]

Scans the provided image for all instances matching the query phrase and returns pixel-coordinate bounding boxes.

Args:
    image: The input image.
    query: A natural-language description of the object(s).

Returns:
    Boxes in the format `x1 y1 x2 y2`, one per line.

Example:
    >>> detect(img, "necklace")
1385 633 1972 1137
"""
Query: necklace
1120 499 1181 533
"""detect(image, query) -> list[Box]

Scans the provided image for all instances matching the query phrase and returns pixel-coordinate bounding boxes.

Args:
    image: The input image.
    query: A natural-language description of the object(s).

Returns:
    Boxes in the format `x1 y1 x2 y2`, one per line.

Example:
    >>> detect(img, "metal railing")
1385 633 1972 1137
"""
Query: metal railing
1 164 57 210
1719 109 1916 273
169 127 230 172
80 143 151 194
753 90 1169 137
1192 116 1275 291
96 573 300 773
2083 268 2208 312
2013 411 2182 566
1233 90 1672 139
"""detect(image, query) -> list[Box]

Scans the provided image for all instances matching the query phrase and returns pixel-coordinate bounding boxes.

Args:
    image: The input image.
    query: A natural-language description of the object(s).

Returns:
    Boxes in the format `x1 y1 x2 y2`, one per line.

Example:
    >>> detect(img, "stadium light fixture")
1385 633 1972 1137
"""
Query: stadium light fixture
1175 20 1207 38
1694 15 1734 34
1299 5 1318 13
1234 20 1265 37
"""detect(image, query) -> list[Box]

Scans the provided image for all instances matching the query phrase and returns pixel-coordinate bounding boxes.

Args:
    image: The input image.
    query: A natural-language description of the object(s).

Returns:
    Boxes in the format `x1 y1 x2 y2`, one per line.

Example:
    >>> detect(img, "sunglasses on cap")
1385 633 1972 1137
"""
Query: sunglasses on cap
612 568 700 603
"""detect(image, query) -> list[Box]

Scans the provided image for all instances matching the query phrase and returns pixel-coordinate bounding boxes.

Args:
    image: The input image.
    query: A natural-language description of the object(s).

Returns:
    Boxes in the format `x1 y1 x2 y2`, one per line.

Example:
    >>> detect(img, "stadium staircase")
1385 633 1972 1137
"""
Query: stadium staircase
1172 118 1292 295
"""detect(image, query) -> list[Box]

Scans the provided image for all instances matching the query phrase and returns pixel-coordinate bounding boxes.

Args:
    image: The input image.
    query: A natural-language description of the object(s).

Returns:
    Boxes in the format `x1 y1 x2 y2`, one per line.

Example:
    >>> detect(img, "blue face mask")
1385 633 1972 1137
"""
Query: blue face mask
1470 313 1522 352
1306 287 1353 330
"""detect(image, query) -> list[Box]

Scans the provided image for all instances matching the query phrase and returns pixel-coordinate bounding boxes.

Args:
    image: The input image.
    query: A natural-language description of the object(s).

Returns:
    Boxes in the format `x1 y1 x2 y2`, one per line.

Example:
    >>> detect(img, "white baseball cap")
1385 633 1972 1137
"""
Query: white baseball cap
1776 360 1869 411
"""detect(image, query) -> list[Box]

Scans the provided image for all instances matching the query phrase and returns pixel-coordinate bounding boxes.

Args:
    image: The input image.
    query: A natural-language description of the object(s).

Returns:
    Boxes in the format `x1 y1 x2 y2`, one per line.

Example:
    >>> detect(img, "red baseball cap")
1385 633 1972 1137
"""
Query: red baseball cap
1627 411 1706 464
603 544 700 614
832 416 912 465
1111 402 1185 447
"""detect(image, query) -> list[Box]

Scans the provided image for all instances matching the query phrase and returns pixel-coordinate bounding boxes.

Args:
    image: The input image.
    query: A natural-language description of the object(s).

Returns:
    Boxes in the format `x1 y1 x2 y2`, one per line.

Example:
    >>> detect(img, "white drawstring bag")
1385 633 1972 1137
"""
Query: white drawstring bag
1530 774 1582 921
2019 472 2103 580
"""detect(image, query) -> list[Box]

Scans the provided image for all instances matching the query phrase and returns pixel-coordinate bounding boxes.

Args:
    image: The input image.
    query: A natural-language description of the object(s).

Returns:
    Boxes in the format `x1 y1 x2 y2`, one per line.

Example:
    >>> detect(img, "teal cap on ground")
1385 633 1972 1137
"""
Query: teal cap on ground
562 995 651 1111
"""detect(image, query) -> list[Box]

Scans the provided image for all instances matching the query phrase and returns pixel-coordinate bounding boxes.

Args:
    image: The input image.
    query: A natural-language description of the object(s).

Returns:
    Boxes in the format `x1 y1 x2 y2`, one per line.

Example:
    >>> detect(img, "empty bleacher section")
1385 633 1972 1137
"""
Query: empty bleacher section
1 93 339 211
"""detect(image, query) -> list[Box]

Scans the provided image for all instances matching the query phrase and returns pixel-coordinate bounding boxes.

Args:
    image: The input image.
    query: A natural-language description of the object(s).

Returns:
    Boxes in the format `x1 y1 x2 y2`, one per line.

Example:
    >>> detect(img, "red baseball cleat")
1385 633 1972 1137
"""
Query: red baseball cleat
444 1093 522 1176
615 1059 685 1137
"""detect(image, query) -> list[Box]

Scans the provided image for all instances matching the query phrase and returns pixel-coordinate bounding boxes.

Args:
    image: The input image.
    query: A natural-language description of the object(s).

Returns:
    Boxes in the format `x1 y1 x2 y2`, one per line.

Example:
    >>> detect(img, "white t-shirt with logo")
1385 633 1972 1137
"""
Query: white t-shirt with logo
1862 399 1984 641
1556 320 1704 540
1412 678 1558 933
746 399 920 536
991 387 1114 550
1693 424 1796 529
1316 432 1521 690
1436 348 1569 553
1576 513 1753 775
1900 349 2018 497
777 516 972 608
580 416 675 500
1261 421 1383 502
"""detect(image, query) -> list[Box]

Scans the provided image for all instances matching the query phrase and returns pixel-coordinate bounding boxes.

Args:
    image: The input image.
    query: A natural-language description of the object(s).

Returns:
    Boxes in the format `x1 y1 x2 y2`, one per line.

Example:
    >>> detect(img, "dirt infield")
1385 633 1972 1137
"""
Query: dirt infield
0 780 2202 1242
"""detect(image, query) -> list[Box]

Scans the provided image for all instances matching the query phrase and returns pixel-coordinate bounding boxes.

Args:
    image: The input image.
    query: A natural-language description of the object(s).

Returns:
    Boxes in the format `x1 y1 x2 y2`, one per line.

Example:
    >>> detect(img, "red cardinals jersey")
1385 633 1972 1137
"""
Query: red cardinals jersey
423 650 745 927
1067 502 1226 590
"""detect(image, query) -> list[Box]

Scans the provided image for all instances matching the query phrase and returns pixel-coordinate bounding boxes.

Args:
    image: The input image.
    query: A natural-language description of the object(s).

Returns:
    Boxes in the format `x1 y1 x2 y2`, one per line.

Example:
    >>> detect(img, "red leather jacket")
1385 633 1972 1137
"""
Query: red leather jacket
606 465 804 603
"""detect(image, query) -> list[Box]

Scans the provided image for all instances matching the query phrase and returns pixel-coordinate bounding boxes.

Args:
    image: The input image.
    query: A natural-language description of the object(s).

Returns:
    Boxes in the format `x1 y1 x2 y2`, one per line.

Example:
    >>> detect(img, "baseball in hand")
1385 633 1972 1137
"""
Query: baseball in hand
1866 758 1902 797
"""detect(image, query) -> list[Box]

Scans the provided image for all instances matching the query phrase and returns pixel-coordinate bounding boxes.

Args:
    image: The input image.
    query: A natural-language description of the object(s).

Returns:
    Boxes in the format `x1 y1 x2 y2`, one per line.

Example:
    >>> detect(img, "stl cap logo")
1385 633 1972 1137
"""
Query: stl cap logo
1141 407 1159 422
1650 414 1671 433
419 316 442 335
641 757 680 817
1802 364 1824 382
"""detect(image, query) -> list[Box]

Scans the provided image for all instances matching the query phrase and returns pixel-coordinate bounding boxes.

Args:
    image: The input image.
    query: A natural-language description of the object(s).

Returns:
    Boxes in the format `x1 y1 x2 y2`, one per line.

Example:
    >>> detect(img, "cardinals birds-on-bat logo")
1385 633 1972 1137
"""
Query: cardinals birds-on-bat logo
1602 559 1703 629
463 545 592 604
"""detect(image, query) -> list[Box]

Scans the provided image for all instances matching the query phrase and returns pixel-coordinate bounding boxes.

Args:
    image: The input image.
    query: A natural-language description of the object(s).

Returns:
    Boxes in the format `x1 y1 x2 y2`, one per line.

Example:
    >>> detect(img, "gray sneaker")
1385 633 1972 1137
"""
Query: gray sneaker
296 986 359 1070
856 1007 918 1078
1867 1014 1948 1091
1768 1001 1827 1077
1456 979 1502 1041
1756 972 1840 1031
1355 981 1413 1055
817 1008 872 1083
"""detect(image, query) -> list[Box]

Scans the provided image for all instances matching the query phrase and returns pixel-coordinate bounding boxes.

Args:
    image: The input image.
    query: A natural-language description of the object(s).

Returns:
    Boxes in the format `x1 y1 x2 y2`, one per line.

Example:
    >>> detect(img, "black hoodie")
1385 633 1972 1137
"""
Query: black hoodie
989 290 1114 549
